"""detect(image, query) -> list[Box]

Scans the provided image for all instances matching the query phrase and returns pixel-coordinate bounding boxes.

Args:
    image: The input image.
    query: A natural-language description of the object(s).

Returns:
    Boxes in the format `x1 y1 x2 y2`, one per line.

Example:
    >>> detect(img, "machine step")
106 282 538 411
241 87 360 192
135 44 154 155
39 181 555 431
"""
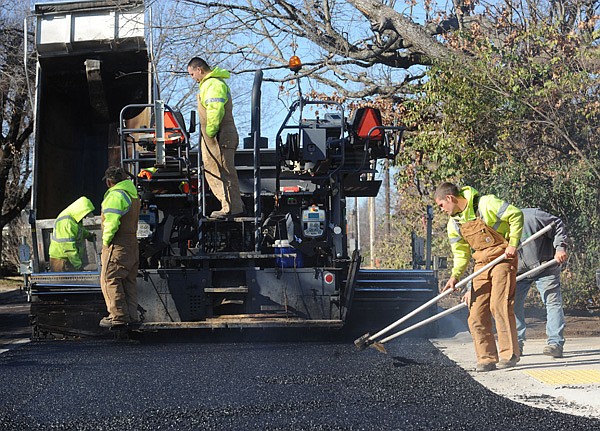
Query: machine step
205 286 248 294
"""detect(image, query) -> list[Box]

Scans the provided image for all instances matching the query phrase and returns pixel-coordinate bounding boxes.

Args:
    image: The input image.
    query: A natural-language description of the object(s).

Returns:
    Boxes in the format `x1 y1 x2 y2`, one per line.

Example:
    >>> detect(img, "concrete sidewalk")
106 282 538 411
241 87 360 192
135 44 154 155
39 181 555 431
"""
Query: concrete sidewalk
431 313 600 418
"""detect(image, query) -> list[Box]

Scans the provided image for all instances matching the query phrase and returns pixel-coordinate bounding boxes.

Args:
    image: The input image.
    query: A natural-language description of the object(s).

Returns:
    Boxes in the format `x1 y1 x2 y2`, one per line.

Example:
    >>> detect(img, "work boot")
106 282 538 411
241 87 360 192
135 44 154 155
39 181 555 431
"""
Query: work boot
475 362 496 372
518 340 524 356
543 344 563 358
99 317 112 328
99 316 127 329
210 210 227 219
497 356 519 370
210 209 244 219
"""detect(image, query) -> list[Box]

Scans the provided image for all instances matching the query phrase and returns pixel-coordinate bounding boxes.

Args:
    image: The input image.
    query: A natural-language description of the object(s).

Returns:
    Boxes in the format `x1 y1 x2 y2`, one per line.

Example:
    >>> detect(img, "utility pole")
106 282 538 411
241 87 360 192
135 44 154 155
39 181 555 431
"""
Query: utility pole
369 195 375 267
426 205 433 270
384 159 390 237
355 197 360 251
369 160 376 268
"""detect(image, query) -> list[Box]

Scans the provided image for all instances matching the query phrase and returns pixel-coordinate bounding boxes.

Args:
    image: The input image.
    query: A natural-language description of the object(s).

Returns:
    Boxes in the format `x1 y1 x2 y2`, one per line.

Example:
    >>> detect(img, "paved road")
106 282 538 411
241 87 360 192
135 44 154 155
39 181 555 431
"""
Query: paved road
2 288 600 430
1 333 600 430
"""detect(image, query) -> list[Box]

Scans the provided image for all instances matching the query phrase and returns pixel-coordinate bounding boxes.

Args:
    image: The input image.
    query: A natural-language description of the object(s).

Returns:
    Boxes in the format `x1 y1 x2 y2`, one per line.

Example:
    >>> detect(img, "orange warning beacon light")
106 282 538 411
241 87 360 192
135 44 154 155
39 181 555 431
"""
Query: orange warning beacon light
289 55 302 73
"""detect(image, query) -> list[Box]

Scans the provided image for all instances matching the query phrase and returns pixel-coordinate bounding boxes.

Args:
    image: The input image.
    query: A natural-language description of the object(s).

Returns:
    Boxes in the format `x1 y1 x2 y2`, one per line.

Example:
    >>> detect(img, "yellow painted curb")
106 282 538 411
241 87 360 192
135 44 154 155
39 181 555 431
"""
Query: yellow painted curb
524 369 600 385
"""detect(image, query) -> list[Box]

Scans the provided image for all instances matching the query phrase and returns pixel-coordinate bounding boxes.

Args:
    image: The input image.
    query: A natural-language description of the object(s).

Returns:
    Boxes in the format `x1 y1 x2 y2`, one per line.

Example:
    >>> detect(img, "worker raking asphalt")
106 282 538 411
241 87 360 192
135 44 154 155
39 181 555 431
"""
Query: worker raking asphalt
1 336 599 430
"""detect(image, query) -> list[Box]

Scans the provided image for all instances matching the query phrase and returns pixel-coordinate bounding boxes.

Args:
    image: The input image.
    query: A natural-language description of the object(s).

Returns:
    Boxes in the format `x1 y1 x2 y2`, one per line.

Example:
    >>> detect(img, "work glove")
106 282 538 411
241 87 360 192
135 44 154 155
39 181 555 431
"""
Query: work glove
87 232 97 242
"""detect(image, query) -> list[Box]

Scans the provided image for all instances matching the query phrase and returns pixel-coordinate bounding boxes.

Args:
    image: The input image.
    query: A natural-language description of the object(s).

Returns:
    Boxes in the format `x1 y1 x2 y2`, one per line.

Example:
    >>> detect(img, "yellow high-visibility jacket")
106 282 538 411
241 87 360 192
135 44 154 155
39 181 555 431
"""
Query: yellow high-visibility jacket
101 179 139 246
447 186 523 279
49 196 95 269
197 67 233 138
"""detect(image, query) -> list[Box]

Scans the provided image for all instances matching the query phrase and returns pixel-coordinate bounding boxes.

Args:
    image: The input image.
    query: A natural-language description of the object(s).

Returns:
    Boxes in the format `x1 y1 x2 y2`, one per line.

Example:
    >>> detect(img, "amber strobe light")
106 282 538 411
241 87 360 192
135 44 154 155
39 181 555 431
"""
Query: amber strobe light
289 55 302 72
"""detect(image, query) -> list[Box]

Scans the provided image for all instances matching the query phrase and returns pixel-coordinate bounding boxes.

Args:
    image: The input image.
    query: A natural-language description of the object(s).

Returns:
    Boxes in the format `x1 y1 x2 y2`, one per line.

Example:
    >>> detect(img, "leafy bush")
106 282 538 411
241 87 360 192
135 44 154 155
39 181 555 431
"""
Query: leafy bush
392 24 600 307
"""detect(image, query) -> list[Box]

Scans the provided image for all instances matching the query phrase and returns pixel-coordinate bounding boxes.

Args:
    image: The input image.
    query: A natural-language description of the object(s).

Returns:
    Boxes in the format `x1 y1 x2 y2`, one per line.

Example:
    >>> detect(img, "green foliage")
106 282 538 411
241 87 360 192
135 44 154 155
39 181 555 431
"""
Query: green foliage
395 24 600 307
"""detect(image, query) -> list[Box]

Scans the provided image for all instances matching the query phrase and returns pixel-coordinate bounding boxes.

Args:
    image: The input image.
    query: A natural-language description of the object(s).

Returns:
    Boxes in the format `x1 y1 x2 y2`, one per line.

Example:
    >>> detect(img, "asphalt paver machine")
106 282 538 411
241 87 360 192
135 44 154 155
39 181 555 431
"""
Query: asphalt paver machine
23 0 438 338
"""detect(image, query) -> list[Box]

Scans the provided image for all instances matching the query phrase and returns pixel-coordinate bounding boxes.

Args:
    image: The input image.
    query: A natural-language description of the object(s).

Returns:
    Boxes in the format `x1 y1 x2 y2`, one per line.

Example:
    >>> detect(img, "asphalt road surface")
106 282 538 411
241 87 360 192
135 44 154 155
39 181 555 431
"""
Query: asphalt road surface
1 332 600 431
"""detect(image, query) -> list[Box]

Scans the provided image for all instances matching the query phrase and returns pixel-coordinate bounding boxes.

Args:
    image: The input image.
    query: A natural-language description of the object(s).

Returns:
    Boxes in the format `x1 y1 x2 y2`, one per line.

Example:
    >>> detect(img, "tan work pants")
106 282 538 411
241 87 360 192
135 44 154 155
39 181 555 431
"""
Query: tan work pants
100 243 139 323
468 249 520 364
201 134 243 214
49 258 76 272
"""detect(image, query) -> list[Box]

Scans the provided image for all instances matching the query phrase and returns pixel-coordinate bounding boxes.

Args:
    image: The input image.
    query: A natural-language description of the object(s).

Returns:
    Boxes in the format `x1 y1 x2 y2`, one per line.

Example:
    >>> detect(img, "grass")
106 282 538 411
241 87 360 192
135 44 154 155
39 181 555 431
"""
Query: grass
0 276 23 292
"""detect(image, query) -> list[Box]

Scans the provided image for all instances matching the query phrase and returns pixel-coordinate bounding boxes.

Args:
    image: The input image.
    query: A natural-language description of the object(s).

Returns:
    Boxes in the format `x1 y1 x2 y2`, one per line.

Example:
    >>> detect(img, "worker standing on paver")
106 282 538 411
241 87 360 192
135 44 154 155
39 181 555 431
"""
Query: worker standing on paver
187 57 244 219
514 208 568 358
99 166 141 329
48 196 96 272
435 182 523 372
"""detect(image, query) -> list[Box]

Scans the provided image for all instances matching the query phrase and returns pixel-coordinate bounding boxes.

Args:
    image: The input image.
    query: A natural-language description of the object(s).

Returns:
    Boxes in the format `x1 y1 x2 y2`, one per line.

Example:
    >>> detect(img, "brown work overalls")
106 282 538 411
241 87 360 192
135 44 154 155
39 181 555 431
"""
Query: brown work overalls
49 258 76 272
100 197 141 324
197 88 243 215
461 218 520 364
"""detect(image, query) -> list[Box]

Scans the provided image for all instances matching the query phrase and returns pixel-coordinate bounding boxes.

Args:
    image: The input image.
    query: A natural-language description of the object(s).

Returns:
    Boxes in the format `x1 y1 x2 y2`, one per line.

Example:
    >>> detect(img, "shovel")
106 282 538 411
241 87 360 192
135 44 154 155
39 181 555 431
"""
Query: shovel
354 221 556 352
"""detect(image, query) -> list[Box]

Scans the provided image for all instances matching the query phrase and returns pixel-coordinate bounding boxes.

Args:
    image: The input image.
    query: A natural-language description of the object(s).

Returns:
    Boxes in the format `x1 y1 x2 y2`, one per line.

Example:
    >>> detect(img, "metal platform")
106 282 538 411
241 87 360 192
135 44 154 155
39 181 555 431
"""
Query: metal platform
139 318 344 330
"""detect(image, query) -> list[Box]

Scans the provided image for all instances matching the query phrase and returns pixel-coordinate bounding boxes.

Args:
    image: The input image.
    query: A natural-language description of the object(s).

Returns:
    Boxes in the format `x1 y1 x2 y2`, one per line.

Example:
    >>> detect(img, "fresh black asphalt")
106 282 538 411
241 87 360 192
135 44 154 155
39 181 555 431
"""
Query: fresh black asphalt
1 333 599 430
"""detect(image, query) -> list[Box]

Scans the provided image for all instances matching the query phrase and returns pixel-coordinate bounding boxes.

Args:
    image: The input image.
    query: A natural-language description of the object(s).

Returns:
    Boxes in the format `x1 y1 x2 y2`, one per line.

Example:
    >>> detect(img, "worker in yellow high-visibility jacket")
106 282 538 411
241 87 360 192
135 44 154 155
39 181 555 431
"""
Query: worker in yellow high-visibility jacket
435 182 523 373
49 196 96 272
99 166 141 329
187 57 244 219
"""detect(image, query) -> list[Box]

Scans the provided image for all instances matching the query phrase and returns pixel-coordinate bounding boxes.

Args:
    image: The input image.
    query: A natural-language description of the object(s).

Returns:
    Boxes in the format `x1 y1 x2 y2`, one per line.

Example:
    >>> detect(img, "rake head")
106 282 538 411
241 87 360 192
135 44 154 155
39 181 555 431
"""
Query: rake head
354 333 373 350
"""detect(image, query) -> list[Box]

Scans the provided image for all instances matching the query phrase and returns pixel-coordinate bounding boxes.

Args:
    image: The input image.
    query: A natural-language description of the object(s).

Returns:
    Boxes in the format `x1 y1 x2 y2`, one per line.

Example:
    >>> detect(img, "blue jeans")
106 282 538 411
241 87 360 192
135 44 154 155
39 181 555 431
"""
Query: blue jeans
514 271 565 347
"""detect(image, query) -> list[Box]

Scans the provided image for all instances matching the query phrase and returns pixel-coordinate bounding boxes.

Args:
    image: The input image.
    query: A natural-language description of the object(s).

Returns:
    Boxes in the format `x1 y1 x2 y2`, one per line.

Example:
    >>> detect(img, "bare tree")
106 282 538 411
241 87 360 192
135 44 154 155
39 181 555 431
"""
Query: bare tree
0 2 34 268
159 0 467 99
150 0 597 100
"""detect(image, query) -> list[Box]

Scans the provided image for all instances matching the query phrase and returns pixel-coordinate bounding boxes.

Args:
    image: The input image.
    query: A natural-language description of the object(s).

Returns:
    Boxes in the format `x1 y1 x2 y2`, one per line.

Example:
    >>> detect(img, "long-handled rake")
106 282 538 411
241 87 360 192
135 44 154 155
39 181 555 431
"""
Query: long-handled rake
354 222 556 353
373 258 560 348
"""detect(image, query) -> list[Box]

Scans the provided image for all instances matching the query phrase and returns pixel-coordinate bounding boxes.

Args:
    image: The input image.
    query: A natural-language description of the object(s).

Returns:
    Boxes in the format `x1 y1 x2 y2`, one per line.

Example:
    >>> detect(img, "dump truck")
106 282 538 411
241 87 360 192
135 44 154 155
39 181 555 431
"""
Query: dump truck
22 0 439 338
